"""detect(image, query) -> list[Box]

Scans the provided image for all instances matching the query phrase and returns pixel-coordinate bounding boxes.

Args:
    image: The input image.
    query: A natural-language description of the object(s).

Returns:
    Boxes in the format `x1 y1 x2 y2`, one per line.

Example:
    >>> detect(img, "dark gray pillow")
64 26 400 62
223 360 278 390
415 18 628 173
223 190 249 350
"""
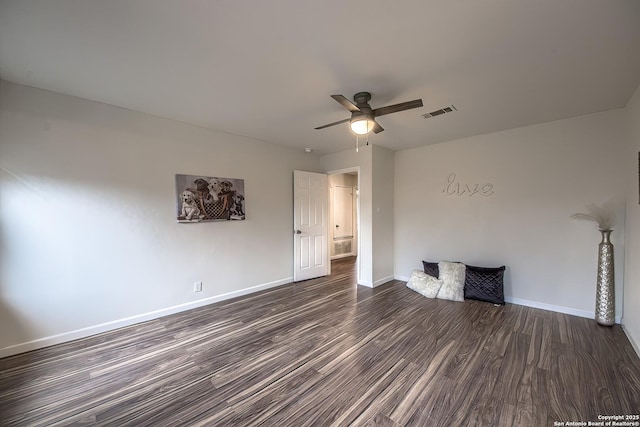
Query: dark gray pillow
464 265 506 305
422 260 439 278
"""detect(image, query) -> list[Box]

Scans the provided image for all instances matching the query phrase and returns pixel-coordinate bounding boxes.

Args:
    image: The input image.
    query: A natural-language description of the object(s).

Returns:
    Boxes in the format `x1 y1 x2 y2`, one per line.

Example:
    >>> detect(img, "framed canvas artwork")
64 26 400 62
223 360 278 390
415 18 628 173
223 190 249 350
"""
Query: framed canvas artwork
175 174 245 222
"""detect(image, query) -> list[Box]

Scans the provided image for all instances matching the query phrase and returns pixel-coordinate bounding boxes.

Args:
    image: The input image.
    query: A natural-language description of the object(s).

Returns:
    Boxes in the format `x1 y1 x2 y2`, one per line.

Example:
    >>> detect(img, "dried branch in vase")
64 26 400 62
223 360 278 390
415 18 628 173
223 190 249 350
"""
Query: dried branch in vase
570 201 616 231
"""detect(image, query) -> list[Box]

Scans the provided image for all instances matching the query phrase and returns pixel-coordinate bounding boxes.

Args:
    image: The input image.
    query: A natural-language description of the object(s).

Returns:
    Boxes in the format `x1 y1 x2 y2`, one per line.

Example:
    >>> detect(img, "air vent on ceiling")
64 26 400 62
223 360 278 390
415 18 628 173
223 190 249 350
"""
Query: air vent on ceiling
422 105 457 119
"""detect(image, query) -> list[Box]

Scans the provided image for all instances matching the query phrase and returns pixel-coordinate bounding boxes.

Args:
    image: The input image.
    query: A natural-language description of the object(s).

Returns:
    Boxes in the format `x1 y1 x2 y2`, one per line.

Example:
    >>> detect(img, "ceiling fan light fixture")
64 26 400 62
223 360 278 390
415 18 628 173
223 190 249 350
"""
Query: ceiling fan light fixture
350 117 375 135
316 92 422 137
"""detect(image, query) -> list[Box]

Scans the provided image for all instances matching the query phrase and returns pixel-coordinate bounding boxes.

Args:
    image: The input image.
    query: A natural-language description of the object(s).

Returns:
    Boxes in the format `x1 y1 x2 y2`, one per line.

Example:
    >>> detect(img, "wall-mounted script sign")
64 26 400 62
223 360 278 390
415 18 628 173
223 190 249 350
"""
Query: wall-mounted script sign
442 173 494 197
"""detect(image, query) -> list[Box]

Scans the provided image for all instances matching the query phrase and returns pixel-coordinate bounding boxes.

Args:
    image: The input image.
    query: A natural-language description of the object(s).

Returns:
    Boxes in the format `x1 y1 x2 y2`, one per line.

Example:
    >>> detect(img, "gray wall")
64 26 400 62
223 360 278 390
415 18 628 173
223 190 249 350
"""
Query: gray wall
0 81 320 356
623 85 640 355
394 108 628 322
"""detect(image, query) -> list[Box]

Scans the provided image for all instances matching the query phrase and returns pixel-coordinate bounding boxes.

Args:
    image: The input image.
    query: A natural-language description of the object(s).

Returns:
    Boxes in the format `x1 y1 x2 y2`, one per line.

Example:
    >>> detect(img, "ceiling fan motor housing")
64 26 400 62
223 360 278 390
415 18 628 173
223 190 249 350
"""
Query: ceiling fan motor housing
351 92 374 123
353 91 372 106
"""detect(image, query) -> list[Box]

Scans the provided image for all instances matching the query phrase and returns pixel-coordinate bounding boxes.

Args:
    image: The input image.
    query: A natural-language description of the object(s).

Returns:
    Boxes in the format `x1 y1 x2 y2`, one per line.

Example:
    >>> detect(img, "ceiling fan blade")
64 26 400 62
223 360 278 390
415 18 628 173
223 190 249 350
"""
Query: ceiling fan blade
314 117 350 130
372 99 423 117
372 120 384 134
331 95 361 113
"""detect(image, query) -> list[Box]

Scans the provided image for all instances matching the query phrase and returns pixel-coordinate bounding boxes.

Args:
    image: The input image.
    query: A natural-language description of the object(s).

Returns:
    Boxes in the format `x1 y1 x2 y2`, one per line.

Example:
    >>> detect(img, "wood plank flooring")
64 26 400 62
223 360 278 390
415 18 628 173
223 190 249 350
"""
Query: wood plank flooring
1 257 639 426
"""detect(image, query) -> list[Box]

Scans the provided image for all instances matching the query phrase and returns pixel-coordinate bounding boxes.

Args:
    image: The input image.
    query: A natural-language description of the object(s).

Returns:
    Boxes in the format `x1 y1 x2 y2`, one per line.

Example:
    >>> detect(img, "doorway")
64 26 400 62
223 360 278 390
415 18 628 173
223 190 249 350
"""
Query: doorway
328 168 360 279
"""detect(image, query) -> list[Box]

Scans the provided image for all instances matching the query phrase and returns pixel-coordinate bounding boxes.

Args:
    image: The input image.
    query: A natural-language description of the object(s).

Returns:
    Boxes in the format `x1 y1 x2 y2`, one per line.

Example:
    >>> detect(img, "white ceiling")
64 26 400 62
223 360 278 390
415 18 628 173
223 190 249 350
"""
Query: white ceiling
1 0 639 155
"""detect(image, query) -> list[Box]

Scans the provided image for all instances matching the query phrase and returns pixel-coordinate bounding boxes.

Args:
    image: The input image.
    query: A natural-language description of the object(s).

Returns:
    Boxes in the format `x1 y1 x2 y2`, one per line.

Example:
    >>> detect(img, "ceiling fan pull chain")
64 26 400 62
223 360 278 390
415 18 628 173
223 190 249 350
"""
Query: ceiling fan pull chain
355 135 359 152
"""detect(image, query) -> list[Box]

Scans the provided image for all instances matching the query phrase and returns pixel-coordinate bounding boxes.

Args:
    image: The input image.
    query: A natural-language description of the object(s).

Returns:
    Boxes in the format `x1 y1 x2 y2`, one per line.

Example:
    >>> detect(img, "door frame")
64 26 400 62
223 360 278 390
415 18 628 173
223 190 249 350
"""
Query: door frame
327 167 361 284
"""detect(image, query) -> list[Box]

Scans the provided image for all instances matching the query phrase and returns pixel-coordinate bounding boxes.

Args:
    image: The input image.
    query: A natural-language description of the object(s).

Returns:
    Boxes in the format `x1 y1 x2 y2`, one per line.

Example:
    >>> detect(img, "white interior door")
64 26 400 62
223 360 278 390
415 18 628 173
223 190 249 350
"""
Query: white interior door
293 170 329 281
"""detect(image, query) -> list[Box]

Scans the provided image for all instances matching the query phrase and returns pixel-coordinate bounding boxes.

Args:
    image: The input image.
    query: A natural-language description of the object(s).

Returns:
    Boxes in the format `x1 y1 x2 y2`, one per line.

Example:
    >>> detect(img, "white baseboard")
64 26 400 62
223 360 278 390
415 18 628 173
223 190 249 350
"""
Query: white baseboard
503 296 622 324
504 296 591 318
3 274 628 358
373 275 395 287
621 322 640 358
358 280 373 288
0 276 293 359
359 275 395 288
394 275 622 324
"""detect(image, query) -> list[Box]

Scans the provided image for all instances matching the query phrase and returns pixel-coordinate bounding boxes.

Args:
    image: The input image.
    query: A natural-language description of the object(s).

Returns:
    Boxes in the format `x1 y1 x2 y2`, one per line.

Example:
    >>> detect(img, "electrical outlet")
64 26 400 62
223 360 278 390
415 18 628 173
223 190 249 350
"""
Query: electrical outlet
194 281 203 292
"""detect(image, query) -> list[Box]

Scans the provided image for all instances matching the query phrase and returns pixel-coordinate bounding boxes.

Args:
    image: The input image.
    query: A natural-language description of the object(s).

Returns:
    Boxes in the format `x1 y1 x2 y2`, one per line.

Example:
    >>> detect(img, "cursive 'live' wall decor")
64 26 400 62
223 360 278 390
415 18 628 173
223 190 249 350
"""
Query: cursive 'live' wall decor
442 173 494 197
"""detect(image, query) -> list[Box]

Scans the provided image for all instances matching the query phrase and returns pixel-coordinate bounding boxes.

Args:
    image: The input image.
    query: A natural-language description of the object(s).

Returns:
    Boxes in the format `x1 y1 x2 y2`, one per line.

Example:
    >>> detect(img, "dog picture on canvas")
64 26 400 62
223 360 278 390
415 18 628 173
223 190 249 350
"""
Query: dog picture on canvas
180 190 204 221
175 174 246 222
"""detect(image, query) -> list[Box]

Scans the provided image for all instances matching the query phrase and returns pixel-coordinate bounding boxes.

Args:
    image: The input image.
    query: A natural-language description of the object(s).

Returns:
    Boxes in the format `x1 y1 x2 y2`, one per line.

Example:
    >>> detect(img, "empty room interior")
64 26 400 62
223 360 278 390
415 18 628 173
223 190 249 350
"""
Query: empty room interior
1 1 640 426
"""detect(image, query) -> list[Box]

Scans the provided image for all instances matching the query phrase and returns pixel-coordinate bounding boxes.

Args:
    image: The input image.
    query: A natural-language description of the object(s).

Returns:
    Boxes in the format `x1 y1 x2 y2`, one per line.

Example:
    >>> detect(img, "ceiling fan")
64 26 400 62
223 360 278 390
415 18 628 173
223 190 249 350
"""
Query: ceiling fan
315 92 423 135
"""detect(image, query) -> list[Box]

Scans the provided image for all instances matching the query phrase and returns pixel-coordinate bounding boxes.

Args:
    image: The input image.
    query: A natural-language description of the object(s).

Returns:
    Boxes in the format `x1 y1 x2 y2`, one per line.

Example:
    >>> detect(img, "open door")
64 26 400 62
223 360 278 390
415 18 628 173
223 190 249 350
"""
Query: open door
293 170 329 281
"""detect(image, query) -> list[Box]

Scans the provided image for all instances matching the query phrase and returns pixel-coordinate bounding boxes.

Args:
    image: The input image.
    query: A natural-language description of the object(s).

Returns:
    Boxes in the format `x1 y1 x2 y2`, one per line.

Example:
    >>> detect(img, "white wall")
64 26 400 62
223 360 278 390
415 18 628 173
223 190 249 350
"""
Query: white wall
623 85 640 355
395 110 628 320
321 146 373 286
321 145 395 287
0 80 320 356
372 145 395 286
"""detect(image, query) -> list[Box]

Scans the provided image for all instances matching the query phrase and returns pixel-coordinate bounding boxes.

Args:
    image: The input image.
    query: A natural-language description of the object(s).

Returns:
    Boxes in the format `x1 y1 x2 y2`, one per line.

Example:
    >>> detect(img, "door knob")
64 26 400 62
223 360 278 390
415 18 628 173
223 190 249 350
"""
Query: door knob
295 230 302 234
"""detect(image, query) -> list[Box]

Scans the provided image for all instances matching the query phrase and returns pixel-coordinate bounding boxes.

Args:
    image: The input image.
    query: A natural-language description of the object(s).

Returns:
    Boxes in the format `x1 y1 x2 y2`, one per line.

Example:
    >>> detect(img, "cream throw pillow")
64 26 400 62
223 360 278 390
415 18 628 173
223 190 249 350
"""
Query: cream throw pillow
436 261 465 302
406 269 443 298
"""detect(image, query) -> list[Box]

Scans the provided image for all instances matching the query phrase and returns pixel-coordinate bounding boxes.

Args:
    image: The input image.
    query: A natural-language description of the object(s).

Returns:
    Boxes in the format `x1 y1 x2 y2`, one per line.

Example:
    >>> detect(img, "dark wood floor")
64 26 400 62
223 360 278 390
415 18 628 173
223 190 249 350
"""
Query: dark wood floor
1 257 639 426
